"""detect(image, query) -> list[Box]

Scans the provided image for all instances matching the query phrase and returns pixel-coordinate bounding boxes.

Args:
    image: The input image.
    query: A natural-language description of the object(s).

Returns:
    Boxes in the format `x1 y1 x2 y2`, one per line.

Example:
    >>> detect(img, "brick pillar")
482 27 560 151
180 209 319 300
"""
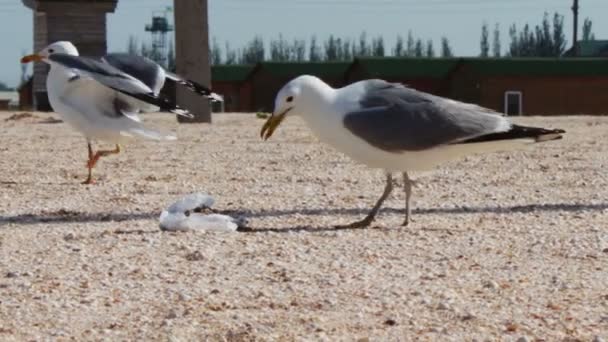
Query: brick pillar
174 0 212 123
22 0 117 111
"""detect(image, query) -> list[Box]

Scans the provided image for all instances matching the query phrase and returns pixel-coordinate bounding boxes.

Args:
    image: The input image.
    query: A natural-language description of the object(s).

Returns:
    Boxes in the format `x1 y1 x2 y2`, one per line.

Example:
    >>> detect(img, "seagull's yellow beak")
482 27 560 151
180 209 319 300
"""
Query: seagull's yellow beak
21 54 43 64
260 107 291 140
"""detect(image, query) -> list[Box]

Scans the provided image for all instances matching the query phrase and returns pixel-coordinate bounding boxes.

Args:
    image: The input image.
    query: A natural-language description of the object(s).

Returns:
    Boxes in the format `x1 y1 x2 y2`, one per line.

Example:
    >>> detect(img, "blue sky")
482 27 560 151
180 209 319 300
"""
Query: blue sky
1 0 607 87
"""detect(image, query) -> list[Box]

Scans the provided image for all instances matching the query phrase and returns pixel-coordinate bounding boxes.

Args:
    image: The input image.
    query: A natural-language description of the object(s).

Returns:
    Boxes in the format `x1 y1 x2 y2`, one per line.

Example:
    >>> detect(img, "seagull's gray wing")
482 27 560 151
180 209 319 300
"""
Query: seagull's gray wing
59 75 142 123
102 53 165 95
342 80 510 152
48 53 190 117
104 53 221 101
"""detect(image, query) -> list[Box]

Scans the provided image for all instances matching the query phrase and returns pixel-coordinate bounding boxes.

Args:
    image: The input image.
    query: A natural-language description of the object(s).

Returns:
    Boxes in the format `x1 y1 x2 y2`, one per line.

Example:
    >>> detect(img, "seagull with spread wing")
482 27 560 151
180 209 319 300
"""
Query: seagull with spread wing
261 75 565 228
21 41 221 184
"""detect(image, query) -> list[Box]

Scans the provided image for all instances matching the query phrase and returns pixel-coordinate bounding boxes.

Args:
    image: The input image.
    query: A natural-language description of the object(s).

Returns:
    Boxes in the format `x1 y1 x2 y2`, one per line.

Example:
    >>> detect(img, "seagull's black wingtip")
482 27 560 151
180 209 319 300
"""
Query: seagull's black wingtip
459 125 565 144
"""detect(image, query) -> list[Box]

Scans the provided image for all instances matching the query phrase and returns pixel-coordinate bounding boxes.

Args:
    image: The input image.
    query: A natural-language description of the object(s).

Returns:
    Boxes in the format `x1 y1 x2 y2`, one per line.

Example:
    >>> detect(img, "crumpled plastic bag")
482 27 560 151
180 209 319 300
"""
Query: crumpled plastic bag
159 193 246 232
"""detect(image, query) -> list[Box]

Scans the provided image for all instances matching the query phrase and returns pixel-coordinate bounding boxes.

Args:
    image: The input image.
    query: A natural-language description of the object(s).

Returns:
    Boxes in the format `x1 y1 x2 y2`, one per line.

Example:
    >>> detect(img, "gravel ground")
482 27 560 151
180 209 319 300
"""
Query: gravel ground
0 111 607 341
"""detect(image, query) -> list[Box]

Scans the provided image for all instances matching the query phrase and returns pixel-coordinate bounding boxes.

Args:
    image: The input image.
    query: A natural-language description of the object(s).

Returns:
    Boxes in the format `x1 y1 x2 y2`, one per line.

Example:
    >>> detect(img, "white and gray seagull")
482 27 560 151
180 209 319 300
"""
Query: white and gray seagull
21 41 221 184
261 75 565 227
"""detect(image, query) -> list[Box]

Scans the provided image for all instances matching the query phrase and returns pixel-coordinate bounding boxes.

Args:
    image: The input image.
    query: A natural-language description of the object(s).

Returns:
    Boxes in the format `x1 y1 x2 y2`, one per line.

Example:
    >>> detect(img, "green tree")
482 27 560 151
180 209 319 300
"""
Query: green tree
520 24 535 56
241 36 265 64
552 13 566 56
582 18 595 41
393 35 404 57
406 31 415 56
335 37 344 60
440 37 453 57
210 37 222 65
480 22 490 57
492 24 501 57
324 35 338 61
425 40 435 57
270 34 290 61
356 32 370 57
539 12 553 56
507 13 566 57
292 39 306 62
224 43 237 65
508 24 519 56
342 39 353 61
414 39 424 57
372 36 385 57
309 36 322 62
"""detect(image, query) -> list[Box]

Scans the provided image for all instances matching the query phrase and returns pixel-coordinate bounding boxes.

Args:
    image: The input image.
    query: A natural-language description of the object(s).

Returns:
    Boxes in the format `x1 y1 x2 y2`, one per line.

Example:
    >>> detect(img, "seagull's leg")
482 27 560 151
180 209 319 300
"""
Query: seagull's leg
341 173 394 228
83 144 121 184
402 172 414 226
82 142 95 185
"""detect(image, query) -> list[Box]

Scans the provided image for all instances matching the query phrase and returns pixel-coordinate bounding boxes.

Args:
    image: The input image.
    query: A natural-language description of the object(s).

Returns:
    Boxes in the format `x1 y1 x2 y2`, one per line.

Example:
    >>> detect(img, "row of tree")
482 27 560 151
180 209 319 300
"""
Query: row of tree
481 13 596 58
210 31 453 65
130 12 597 67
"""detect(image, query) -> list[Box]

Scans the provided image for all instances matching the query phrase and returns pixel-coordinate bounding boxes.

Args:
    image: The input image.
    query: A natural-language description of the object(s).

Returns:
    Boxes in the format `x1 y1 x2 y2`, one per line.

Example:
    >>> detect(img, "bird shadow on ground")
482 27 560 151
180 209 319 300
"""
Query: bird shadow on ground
242 202 608 219
237 224 392 234
0 210 158 227
1 202 606 230
234 202 608 233
0 181 76 186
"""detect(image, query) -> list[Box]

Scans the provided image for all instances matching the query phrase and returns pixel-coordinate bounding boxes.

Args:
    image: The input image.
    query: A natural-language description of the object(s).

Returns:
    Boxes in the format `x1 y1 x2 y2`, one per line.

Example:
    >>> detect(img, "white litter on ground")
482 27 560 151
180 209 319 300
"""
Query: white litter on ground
159 193 246 232
166 193 215 213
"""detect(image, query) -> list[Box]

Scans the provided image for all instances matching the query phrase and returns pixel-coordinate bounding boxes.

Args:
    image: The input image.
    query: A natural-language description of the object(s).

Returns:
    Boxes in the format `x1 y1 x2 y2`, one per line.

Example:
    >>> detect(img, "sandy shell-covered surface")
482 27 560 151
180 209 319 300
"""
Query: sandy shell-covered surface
0 111 607 341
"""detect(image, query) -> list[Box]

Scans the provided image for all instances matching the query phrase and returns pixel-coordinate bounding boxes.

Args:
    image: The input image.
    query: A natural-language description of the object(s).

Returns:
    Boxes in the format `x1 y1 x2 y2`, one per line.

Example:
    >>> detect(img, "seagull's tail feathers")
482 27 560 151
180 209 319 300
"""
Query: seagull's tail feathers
121 128 177 141
460 125 565 145
438 125 565 161
166 72 223 102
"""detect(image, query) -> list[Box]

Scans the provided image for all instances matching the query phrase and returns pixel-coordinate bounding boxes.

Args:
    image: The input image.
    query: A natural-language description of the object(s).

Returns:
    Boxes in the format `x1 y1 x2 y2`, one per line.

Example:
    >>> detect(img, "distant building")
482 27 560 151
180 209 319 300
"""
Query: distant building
18 77 33 111
0 91 19 110
346 57 460 96
212 58 608 116
211 65 255 112
451 58 608 115
564 40 608 57
247 61 350 112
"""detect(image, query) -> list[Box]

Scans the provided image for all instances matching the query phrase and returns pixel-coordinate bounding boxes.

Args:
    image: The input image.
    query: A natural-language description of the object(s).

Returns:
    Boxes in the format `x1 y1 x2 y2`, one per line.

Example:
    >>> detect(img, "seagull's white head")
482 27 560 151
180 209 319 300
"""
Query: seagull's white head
261 75 332 140
21 41 79 64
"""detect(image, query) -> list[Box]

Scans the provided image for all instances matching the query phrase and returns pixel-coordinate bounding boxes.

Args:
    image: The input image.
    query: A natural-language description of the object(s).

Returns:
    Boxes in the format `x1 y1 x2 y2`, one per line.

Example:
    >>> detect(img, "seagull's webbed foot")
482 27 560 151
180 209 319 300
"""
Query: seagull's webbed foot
335 172 394 229
82 175 95 185
335 215 375 229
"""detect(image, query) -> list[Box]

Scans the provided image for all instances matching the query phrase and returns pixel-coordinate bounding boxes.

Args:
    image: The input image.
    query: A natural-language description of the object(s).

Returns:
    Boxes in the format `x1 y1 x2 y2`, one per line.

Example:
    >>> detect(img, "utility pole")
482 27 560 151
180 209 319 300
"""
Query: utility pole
572 0 579 56
173 0 211 123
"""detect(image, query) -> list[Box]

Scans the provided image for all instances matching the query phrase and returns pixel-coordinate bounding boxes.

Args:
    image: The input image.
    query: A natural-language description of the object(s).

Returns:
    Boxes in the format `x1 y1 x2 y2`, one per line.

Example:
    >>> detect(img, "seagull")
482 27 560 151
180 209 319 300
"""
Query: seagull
261 75 565 227
21 41 221 184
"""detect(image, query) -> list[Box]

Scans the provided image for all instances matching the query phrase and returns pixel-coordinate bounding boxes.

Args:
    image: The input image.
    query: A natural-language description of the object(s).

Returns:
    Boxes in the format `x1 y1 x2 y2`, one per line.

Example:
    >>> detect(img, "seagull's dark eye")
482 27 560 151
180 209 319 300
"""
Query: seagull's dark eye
286 96 294 103
48 49 55 54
